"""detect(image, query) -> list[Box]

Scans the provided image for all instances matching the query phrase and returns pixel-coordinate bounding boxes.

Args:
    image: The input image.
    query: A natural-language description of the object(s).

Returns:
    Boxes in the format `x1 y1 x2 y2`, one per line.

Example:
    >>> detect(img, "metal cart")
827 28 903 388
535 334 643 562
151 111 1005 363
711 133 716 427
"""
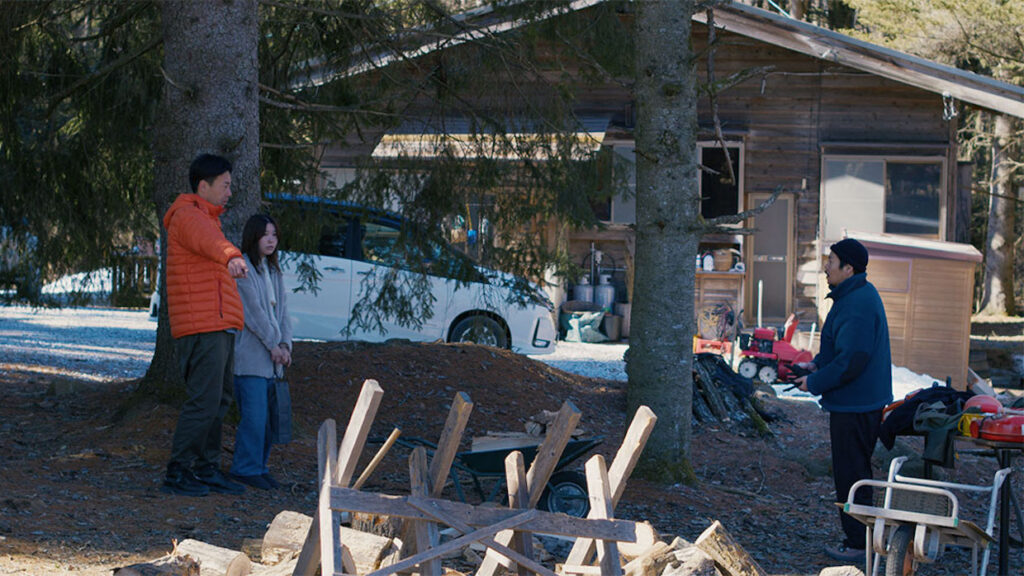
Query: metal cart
841 456 1011 576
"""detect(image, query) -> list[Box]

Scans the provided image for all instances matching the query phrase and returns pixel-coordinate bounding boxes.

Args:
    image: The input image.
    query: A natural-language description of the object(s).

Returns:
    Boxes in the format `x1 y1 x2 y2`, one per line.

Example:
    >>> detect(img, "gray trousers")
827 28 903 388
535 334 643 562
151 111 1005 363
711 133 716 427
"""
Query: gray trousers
168 331 235 472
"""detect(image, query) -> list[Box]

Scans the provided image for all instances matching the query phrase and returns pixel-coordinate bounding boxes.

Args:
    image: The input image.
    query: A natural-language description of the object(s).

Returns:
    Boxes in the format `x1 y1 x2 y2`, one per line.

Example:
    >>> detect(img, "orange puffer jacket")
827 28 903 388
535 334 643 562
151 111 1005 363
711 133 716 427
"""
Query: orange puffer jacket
163 193 245 339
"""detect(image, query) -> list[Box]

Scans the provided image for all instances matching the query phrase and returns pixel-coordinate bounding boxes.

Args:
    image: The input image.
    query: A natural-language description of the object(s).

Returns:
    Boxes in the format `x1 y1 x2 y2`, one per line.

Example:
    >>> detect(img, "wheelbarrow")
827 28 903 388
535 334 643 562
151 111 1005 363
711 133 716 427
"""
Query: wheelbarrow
841 456 1011 576
377 435 603 518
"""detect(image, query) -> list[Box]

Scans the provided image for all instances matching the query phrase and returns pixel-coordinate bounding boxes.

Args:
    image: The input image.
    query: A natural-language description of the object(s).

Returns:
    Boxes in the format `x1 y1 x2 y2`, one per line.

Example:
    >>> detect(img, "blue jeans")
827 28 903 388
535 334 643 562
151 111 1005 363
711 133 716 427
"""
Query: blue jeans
230 375 273 477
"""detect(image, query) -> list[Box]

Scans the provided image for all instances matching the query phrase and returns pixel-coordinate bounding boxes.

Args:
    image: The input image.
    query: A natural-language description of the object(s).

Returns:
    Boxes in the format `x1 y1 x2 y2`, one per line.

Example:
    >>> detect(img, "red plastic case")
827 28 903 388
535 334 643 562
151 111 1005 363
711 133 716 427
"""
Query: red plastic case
979 414 1024 443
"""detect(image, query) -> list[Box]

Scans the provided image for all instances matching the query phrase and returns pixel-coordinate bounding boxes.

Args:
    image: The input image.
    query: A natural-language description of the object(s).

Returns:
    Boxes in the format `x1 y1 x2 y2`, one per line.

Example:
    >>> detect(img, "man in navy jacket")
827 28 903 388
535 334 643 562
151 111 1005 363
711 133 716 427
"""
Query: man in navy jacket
796 238 893 563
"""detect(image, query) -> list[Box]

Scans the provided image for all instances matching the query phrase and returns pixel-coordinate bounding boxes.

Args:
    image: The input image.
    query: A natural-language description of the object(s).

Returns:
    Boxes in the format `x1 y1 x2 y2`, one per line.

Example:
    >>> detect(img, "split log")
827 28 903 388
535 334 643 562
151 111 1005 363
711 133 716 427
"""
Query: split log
248 558 298 576
661 545 717 576
113 555 199 576
694 521 766 576
340 526 401 575
618 521 660 560
261 511 312 565
175 539 251 576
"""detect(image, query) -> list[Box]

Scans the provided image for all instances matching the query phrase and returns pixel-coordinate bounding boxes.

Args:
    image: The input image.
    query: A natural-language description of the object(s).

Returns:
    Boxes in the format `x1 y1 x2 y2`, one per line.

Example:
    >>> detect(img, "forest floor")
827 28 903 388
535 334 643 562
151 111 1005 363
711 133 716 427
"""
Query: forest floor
2 337 1022 576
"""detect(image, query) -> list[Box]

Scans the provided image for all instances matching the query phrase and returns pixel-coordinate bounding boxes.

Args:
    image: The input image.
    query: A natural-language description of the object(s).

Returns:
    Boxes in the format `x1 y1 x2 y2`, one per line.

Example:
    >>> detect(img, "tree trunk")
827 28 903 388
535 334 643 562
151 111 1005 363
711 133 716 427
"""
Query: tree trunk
977 114 1018 317
626 0 699 482
139 0 261 396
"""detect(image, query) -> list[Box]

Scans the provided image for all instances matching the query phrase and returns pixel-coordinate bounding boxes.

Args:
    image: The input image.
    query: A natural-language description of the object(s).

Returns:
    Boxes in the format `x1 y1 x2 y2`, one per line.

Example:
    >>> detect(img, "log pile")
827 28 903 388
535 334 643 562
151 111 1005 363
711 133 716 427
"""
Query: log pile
113 510 776 576
691 353 773 437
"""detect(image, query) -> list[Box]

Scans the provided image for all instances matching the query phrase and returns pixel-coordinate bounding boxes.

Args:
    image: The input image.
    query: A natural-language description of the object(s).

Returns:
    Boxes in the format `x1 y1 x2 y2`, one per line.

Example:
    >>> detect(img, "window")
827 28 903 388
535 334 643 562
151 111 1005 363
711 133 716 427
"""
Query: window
821 155 945 241
360 221 402 266
318 223 349 258
698 143 743 222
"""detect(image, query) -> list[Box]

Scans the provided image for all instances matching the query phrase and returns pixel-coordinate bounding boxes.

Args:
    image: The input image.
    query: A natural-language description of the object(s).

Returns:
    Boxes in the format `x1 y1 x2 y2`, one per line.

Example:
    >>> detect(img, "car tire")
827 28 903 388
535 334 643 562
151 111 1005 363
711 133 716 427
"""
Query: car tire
450 315 508 349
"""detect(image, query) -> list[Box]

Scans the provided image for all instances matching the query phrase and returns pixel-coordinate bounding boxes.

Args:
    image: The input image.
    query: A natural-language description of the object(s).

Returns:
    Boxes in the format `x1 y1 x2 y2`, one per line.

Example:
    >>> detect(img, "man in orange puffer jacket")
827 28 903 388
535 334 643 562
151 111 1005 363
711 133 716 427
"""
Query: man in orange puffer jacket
161 154 249 497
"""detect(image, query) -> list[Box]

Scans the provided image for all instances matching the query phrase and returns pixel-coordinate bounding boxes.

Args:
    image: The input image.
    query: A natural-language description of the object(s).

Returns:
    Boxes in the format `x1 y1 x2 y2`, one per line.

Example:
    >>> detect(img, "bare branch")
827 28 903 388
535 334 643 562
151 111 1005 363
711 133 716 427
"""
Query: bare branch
704 8 736 186
701 185 787 232
258 84 395 117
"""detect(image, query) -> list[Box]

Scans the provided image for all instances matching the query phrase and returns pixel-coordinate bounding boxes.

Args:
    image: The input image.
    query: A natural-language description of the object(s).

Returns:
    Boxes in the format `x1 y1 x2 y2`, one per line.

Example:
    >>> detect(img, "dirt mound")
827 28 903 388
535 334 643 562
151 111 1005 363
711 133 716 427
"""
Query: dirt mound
1 340 1010 575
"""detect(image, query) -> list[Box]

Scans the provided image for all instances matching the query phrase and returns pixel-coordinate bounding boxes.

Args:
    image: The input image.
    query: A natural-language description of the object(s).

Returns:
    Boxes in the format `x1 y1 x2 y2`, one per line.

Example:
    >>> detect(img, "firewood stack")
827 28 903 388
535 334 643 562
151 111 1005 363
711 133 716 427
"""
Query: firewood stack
691 353 773 437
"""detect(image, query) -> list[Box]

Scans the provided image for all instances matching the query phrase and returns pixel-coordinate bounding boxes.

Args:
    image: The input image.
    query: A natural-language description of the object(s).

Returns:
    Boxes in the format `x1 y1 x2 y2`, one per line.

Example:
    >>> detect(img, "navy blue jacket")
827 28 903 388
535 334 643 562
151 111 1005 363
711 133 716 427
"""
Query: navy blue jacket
807 273 893 413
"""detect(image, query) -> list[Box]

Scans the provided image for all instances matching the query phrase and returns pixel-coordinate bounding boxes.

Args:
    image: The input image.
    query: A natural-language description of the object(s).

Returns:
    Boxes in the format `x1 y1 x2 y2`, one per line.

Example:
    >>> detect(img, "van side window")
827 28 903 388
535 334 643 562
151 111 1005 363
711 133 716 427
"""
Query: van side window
361 221 402 266
318 223 348 258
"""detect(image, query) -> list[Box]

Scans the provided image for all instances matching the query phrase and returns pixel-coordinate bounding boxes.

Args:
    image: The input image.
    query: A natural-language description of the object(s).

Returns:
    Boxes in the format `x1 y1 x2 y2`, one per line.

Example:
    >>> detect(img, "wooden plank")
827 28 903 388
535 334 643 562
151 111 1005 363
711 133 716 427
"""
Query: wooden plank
565 406 657 567
296 379 385 576
585 455 622 576
408 447 441 576
328 487 638 541
526 401 582 506
505 451 533 576
478 400 582 576
405 498 557 576
353 427 401 490
429 392 474 498
365 508 538 576
336 379 385 486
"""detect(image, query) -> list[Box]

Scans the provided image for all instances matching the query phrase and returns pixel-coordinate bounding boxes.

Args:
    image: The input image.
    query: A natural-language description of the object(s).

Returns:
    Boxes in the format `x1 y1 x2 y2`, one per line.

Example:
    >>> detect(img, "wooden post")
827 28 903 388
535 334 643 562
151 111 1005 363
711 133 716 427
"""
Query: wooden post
694 520 767 576
408 447 442 576
295 380 385 576
565 405 657 567
398 392 474 562
404 498 557 576
476 400 582 576
335 379 385 486
584 455 622 576
505 451 533 576
315 420 350 576
429 392 474 498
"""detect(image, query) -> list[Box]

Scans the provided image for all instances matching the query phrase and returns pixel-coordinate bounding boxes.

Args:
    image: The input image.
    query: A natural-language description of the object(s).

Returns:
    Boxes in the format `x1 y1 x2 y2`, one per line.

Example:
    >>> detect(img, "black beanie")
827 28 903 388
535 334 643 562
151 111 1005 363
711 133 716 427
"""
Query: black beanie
830 238 868 274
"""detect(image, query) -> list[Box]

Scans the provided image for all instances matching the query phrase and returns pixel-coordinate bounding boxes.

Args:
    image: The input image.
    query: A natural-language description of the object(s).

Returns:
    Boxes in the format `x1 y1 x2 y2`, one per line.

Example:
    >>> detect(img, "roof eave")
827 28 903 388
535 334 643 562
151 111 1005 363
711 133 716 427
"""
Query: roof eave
694 3 1024 119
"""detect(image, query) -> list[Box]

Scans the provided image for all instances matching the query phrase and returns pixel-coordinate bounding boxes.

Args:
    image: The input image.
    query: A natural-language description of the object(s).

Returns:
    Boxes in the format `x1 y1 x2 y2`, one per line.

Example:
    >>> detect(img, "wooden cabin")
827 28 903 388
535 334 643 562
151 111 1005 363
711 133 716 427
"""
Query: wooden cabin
315 2 1024 381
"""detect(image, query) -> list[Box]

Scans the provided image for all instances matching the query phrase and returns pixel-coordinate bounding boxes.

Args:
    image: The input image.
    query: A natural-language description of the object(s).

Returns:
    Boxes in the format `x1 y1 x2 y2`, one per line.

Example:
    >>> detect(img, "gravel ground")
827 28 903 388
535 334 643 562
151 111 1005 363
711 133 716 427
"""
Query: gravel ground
0 305 627 382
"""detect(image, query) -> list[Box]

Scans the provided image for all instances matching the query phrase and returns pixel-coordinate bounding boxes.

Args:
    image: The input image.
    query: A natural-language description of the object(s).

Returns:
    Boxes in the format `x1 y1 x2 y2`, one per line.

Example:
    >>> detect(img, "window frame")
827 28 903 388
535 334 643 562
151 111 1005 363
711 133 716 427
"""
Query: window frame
820 153 947 242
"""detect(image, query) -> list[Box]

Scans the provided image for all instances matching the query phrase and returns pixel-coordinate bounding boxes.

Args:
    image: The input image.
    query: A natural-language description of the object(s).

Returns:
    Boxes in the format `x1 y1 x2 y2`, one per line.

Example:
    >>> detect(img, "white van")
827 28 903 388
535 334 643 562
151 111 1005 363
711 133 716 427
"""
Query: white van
273 197 557 355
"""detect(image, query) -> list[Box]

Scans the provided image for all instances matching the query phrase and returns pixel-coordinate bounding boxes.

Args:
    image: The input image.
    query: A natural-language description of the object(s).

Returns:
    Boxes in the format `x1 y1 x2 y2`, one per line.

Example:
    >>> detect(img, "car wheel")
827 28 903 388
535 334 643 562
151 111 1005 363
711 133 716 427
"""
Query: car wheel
450 315 508 349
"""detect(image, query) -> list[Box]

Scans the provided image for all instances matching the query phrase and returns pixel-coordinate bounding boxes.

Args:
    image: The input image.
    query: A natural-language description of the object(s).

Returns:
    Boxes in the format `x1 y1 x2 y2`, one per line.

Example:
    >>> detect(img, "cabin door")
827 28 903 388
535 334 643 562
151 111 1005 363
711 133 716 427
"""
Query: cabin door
746 192 794 325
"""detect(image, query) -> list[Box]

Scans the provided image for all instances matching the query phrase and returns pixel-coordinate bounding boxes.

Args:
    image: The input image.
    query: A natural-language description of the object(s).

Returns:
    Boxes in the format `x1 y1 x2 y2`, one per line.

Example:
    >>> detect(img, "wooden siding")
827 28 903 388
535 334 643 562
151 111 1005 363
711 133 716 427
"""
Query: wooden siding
318 8 963 335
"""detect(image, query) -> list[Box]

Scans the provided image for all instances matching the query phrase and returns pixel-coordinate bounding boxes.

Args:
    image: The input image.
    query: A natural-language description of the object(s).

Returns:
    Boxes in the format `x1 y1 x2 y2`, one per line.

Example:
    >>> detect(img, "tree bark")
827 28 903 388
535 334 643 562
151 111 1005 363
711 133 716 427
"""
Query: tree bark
627 0 699 482
140 0 261 395
977 113 1018 317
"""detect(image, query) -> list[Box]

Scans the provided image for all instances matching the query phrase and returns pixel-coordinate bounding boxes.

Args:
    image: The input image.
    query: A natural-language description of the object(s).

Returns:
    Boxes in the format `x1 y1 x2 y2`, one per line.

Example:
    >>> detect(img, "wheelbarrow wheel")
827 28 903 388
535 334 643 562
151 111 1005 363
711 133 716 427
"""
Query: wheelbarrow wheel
885 525 918 576
539 471 590 518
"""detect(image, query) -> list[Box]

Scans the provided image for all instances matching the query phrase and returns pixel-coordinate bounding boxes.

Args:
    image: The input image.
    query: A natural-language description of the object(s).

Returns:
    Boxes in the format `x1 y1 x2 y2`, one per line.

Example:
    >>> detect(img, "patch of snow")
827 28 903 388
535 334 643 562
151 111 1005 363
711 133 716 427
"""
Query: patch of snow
775 363 946 404
530 340 627 381
41 268 112 295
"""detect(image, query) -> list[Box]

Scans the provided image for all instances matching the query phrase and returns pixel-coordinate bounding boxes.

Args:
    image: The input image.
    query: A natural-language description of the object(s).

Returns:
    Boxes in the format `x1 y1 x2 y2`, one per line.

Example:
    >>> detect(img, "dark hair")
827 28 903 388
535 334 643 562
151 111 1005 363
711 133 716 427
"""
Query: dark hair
241 214 280 272
189 154 232 193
